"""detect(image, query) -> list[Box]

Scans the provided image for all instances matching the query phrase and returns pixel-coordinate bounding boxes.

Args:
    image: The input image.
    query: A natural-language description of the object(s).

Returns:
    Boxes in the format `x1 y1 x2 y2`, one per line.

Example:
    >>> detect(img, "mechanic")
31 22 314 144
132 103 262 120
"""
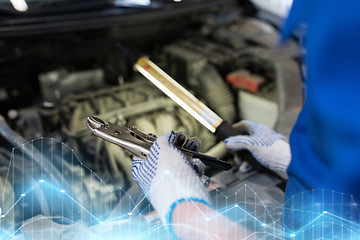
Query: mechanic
132 1 360 239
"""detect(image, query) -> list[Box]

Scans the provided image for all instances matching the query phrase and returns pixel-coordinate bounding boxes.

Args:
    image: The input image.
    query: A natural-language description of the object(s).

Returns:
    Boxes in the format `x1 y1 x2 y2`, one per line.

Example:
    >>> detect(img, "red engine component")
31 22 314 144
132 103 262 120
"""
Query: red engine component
226 70 265 93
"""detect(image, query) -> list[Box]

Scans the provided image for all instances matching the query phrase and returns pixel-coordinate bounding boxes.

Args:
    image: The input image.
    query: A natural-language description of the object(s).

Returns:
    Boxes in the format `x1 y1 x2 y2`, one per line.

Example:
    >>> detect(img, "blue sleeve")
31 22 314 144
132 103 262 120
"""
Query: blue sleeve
282 0 360 237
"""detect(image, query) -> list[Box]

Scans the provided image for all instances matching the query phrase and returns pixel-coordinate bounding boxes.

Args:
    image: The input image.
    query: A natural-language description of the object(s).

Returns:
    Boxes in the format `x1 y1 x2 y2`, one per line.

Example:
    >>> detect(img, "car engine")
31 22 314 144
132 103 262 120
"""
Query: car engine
0 0 303 239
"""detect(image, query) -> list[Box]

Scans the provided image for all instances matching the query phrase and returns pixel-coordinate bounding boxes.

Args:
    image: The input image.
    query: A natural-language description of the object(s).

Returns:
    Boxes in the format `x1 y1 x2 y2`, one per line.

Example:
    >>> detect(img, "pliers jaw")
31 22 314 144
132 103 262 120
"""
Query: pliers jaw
86 116 152 159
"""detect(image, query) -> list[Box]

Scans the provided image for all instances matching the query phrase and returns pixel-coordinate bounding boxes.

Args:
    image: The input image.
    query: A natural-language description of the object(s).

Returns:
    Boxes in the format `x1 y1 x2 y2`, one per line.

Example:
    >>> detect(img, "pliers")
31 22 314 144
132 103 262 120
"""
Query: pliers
86 116 231 170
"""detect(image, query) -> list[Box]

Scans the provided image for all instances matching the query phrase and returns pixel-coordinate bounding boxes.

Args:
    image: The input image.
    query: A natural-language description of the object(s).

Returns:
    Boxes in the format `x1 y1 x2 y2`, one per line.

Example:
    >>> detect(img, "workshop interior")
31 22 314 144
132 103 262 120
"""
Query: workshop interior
0 0 311 239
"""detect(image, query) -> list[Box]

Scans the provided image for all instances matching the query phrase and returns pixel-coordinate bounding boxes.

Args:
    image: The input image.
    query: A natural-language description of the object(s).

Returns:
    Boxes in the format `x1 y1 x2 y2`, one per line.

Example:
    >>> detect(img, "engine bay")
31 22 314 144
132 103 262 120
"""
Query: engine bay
0 1 303 238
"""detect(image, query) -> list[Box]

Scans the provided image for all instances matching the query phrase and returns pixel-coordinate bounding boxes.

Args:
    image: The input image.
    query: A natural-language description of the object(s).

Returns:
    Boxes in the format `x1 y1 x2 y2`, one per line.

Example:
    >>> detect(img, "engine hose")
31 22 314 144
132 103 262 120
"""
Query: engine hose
0 115 76 203
0 156 51 218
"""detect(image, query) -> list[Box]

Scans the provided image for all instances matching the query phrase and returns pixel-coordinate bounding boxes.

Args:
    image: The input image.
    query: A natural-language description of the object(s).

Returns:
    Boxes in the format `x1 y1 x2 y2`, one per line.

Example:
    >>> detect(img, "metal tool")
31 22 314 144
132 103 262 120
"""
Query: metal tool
86 116 231 170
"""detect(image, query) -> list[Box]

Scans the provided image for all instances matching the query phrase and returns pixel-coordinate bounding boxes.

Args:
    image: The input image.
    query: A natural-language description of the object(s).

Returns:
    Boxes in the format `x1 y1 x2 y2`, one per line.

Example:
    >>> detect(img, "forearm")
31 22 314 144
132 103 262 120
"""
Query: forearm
171 202 250 240
132 132 253 239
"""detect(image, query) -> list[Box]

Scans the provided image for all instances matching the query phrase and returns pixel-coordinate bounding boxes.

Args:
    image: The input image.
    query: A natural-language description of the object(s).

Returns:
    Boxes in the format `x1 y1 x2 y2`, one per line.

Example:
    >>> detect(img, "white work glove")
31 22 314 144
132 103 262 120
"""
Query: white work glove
224 120 291 179
132 131 211 226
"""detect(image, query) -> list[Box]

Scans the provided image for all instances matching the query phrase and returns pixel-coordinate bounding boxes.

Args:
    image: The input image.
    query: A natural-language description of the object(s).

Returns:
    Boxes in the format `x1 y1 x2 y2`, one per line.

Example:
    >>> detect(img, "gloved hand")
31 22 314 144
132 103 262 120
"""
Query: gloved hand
224 120 291 179
132 131 211 226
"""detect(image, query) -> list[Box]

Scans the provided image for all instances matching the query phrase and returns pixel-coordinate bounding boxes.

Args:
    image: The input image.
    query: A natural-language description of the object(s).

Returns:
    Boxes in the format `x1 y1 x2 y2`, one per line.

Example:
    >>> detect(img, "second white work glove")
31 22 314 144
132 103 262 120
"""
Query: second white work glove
132 131 211 228
224 120 291 179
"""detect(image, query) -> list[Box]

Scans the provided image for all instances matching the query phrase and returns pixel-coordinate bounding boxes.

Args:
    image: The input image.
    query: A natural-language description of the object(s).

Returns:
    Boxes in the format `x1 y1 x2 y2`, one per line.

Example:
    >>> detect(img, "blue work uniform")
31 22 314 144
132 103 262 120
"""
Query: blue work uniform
282 1 360 238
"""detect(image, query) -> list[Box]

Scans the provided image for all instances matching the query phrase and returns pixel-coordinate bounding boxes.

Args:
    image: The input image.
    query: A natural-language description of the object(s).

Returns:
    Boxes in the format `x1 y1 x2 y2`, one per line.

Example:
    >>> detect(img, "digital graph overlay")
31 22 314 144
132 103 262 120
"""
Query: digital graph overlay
0 138 359 239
